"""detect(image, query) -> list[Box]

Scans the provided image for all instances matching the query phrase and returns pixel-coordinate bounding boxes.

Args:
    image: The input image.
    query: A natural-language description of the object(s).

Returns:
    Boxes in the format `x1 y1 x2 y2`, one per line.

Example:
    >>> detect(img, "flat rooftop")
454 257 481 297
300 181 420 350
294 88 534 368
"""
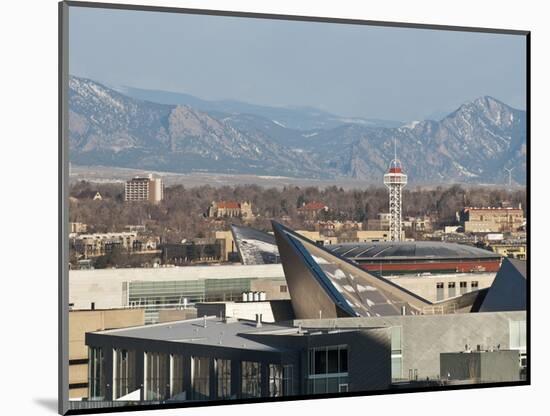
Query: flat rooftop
92 316 298 352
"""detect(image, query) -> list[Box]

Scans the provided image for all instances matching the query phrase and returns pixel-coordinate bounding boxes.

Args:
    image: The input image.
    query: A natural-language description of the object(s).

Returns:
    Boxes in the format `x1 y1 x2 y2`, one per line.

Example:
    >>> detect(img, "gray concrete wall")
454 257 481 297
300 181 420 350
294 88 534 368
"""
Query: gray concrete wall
295 310 526 381
441 350 520 382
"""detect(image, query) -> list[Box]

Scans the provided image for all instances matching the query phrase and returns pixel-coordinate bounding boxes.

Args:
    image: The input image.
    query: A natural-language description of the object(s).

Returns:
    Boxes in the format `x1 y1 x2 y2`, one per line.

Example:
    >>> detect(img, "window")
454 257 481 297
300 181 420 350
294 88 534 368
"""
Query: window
448 282 456 298
308 346 349 394
269 364 283 397
436 282 444 301
471 281 479 289
191 357 210 400
313 348 327 375
280 285 288 293
216 359 231 399
283 365 293 396
113 349 137 400
241 361 261 398
89 347 105 400
145 352 170 401
391 327 403 380
459 281 467 294
170 354 185 399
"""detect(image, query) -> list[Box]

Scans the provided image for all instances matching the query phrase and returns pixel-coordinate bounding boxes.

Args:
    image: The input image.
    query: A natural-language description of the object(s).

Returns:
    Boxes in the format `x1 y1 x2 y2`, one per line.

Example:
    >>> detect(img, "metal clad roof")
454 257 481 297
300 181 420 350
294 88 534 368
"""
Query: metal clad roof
327 241 499 260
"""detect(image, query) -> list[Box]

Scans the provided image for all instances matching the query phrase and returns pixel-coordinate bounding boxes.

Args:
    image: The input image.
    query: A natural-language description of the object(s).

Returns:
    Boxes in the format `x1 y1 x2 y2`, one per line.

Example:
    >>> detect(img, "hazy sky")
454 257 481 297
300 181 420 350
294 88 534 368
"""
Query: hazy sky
69 6 527 121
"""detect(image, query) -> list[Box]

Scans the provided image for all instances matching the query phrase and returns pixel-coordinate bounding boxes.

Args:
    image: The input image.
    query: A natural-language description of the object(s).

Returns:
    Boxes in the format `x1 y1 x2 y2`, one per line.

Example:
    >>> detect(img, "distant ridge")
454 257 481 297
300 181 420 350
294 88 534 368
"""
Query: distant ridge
69 75 527 185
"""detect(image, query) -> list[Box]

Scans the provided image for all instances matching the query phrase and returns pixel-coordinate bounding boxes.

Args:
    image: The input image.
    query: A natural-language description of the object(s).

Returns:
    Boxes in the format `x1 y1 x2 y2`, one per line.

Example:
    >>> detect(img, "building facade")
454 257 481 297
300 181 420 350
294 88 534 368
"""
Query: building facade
70 222 88 233
460 206 524 233
69 308 145 399
297 202 329 219
207 201 253 218
85 317 391 402
69 264 288 324
72 232 139 257
125 174 164 204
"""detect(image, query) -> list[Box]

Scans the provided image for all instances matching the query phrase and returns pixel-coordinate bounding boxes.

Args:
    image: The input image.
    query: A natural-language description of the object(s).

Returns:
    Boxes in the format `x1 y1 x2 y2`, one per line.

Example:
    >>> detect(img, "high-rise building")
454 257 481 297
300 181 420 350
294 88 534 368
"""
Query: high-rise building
124 174 164 204
383 146 407 241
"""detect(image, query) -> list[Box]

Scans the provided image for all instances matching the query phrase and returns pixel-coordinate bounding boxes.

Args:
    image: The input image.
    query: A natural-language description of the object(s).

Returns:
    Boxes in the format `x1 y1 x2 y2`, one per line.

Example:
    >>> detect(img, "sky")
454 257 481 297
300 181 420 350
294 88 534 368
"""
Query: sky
68 6 527 122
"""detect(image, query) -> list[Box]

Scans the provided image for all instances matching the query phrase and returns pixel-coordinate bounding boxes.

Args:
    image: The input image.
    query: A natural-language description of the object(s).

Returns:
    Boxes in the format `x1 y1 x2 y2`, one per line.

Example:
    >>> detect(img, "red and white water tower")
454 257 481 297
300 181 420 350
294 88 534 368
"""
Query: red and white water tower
383 142 407 241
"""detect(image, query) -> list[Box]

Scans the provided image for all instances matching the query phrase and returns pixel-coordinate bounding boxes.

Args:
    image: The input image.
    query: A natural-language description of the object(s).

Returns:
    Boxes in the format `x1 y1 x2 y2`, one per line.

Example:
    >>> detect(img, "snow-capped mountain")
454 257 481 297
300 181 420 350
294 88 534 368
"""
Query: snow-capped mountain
304 96 526 184
68 76 527 184
69 76 324 178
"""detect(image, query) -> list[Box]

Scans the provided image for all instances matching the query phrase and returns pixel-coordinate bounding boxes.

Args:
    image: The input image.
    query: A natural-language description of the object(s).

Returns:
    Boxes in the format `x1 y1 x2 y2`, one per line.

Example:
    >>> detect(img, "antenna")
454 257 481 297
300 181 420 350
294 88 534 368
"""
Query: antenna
394 137 397 162
504 167 514 187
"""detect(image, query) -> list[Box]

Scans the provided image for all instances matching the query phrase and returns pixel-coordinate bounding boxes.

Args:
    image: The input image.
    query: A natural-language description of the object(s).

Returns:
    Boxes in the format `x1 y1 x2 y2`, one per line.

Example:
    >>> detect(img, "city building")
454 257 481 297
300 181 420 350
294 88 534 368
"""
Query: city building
409 216 433 233
210 230 240 262
386 272 495 302
81 222 526 406
69 264 288 324
297 201 329 219
460 206 524 233
160 234 239 264
328 241 502 275
312 220 363 234
85 316 391 402
489 242 527 260
125 174 164 204
69 308 145 400
273 221 485 318
367 213 391 231
160 240 224 264
295 230 338 245
231 224 500 275
337 230 391 243
70 222 88 233
93 192 103 201
207 201 253 218
195 299 294 323
72 232 139 257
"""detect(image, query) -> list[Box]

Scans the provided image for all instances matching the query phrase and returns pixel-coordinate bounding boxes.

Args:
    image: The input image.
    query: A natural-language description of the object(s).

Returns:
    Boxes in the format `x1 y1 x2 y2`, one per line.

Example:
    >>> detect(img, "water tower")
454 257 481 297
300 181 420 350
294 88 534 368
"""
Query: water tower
383 142 407 241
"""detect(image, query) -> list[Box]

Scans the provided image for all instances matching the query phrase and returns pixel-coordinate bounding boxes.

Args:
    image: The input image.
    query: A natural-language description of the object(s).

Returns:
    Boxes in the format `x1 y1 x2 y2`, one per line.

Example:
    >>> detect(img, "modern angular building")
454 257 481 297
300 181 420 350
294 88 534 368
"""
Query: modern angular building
231 224 500 303
231 224 280 265
231 224 502 274
82 222 527 408
85 316 391 403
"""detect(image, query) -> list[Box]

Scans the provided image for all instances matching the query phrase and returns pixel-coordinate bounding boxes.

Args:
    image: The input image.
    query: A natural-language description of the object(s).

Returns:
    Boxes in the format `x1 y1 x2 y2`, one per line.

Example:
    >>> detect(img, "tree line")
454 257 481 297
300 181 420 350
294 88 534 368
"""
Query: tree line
69 181 526 243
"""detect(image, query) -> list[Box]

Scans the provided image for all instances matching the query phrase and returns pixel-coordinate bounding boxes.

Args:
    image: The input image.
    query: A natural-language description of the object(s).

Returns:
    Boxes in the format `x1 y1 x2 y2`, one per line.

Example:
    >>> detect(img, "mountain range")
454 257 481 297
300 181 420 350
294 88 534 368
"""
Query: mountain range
69 75 527 184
